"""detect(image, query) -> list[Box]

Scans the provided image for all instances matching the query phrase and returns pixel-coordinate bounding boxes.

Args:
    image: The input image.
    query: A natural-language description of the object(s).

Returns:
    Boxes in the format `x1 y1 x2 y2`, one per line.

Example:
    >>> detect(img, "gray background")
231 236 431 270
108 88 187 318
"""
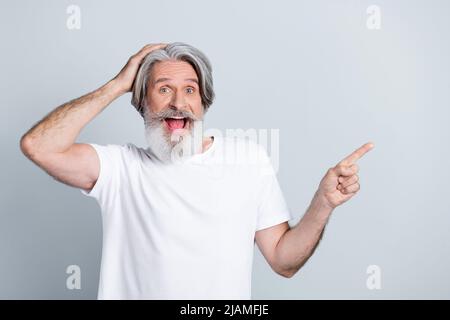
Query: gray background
1 0 449 299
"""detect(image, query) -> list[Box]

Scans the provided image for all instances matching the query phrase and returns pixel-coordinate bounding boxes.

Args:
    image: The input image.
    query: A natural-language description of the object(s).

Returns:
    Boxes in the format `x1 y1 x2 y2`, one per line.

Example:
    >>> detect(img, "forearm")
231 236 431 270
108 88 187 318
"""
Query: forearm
275 191 333 276
21 79 122 155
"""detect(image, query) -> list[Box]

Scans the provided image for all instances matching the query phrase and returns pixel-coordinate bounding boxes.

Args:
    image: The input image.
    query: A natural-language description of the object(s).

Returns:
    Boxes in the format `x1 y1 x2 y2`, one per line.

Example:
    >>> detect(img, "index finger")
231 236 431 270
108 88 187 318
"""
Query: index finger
339 142 374 165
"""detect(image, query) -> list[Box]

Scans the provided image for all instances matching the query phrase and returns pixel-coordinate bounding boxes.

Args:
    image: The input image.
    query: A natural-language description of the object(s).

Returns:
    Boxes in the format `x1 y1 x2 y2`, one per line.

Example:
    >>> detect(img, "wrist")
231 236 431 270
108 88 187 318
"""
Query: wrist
105 78 127 98
311 190 334 218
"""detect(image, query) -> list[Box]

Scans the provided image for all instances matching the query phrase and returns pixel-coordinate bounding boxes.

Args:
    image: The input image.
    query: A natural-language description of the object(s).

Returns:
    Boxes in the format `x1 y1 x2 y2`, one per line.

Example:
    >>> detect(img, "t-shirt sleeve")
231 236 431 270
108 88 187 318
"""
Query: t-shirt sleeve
255 144 293 231
79 143 124 205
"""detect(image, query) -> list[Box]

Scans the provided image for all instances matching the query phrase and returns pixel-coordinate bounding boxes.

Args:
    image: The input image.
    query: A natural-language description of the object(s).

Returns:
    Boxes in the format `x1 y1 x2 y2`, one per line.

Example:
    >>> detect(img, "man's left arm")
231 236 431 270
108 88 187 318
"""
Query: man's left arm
255 142 374 278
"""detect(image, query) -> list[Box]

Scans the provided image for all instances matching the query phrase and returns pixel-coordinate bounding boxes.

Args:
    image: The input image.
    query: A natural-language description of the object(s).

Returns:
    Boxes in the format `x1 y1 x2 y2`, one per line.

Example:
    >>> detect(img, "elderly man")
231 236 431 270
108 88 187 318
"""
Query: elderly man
20 42 373 299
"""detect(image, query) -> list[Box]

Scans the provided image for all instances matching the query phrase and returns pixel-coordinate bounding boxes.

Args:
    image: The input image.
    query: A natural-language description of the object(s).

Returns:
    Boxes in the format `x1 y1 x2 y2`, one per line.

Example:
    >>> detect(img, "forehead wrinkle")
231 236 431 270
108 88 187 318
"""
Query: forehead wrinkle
152 77 199 87
150 60 198 85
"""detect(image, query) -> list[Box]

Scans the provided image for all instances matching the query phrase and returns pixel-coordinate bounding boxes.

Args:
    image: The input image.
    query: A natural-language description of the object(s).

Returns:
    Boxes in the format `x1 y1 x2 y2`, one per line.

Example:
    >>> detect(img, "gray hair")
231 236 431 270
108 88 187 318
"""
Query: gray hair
131 42 215 118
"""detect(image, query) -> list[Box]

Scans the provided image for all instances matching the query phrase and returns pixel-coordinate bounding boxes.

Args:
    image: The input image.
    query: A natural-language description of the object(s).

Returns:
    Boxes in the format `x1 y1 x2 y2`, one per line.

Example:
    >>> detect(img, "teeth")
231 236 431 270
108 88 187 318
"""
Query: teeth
169 116 184 119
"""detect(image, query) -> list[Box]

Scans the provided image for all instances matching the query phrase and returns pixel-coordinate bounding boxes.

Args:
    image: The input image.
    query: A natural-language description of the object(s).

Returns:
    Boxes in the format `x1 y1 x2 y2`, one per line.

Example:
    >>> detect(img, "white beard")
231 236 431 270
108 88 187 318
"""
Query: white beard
144 118 204 163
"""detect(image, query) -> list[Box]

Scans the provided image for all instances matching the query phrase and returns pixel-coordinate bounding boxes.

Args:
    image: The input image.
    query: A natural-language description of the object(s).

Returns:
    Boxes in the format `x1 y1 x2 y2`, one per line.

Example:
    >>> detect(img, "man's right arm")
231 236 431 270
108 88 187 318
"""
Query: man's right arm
20 43 167 191
20 80 123 190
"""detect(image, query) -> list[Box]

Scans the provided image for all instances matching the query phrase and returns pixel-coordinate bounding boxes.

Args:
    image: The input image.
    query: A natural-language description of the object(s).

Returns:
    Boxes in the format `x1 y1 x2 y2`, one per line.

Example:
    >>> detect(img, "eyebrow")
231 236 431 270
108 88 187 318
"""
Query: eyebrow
152 77 199 85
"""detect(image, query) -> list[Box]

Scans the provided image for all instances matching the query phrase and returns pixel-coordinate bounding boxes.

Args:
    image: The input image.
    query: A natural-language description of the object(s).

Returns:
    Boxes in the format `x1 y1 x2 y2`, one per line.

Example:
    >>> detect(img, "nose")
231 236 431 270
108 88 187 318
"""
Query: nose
169 91 187 110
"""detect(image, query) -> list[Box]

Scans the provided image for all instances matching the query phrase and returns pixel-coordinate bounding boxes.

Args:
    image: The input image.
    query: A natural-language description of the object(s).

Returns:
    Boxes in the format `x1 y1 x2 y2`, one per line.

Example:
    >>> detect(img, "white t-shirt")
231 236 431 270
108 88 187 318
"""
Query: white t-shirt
80 135 292 299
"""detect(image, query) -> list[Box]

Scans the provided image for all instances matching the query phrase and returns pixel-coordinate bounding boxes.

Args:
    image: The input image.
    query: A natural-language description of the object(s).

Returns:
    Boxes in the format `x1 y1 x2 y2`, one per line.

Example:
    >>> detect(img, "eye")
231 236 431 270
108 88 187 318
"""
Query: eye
186 87 195 94
159 86 170 93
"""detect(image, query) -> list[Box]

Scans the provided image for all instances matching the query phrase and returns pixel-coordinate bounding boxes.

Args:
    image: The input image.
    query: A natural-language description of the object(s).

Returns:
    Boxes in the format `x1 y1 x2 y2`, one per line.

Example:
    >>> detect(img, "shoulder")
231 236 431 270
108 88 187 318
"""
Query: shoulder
221 136 262 150
88 142 148 164
220 136 270 165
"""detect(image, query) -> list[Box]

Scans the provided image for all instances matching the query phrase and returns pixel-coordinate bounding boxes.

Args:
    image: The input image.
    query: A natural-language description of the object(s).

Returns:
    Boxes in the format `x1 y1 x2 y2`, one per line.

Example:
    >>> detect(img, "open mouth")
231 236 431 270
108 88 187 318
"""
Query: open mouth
163 117 189 131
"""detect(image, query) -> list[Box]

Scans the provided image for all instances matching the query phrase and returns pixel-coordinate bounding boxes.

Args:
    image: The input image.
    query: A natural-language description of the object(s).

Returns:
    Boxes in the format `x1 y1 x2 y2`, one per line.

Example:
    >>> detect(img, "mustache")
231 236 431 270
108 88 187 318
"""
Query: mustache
145 107 199 125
